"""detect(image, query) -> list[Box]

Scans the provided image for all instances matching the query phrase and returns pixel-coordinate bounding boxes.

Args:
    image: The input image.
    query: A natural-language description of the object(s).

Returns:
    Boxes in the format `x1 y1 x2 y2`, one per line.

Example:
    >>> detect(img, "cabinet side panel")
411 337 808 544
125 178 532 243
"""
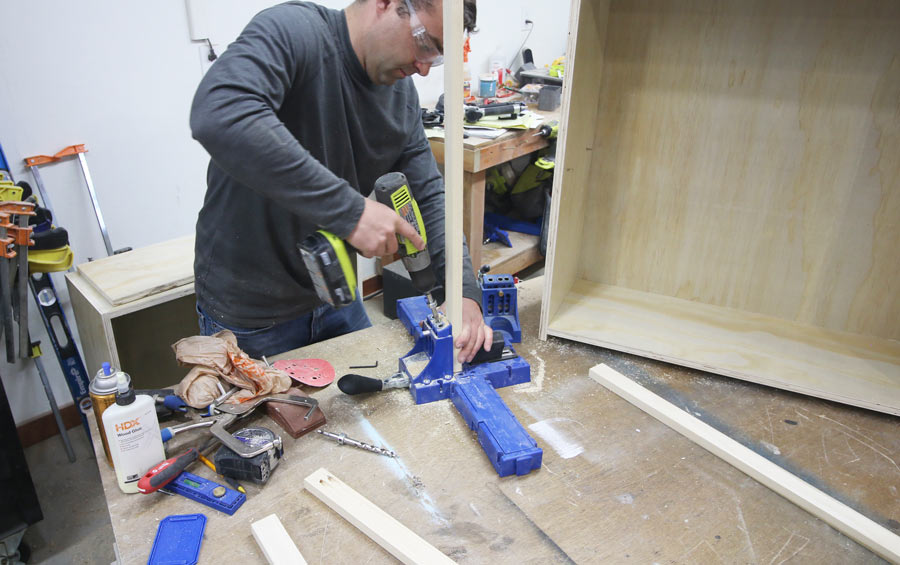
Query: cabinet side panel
542 0 610 338
66 274 115 375
584 0 900 339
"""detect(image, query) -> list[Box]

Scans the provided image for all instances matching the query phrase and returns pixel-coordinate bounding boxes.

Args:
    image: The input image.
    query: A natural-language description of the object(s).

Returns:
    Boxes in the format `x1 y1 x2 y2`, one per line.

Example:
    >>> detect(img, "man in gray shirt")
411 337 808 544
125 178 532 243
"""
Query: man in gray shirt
190 0 490 362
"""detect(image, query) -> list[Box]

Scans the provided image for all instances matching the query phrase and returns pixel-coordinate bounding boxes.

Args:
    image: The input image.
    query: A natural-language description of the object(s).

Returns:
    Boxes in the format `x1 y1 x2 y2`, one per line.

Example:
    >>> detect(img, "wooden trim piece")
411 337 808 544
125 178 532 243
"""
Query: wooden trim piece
444 0 463 373
17 402 82 448
303 468 455 565
251 514 308 565
588 364 900 563
361 275 383 298
470 133 548 173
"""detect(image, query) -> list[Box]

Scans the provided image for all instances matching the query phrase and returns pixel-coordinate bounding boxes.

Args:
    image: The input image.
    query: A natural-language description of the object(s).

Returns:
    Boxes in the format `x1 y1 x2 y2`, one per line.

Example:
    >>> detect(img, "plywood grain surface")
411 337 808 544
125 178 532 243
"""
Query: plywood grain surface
77 235 195 306
547 280 900 415
581 1 900 339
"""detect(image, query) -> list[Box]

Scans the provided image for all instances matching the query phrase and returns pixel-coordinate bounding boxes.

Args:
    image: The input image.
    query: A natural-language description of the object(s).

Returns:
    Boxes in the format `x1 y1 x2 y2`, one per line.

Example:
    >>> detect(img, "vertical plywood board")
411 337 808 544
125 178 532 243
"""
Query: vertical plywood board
444 0 464 372
582 1 900 339
540 0 611 338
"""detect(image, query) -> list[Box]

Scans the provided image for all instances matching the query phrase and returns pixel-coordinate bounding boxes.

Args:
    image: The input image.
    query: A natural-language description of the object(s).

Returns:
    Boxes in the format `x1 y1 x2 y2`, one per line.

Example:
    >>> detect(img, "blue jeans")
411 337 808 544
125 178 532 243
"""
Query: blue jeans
196 297 372 359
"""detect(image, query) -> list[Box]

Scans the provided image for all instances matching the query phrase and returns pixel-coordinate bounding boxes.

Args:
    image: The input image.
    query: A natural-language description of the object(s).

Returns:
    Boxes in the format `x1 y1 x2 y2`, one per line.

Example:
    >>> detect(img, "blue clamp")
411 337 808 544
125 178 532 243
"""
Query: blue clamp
481 274 522 343
483 220 512 247
395 294 542 477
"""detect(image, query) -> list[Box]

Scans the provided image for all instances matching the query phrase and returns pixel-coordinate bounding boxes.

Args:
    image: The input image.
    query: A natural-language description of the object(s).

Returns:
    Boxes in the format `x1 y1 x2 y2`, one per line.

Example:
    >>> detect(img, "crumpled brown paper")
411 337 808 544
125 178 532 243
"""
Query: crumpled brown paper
172 330 292 409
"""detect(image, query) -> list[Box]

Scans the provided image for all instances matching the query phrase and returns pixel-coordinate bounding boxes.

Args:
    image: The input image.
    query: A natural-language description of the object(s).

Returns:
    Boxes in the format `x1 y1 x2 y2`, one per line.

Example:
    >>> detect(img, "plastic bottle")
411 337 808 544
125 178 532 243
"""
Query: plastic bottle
462 36 472 99
102 373 165 494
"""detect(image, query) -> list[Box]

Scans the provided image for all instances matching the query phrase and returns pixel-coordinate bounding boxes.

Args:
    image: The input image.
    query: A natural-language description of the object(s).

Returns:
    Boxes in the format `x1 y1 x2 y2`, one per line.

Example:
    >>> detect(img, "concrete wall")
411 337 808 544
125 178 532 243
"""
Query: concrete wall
0 0 569 425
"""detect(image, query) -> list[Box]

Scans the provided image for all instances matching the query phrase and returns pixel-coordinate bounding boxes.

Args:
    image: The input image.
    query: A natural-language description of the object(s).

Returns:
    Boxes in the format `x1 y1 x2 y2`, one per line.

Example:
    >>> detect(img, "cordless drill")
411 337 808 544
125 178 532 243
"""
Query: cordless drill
374 172 441 321
299 172 440 320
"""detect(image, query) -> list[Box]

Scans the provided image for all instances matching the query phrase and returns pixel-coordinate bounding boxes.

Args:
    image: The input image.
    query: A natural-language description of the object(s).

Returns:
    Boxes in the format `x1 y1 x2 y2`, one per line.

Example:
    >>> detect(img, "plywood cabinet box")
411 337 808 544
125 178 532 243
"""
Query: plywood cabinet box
66 236 198 389
540 0 900 414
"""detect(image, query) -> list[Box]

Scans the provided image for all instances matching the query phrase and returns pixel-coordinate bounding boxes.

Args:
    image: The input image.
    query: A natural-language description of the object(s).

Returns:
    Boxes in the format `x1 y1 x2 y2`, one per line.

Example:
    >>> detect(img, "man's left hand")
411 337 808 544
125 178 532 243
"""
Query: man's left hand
454 298 493 364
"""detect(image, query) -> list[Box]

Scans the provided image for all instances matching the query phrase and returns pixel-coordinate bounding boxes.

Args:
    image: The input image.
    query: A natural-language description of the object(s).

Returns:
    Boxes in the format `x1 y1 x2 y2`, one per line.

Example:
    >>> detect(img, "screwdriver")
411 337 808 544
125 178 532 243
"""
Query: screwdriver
137 448 199 494
532 119 559 139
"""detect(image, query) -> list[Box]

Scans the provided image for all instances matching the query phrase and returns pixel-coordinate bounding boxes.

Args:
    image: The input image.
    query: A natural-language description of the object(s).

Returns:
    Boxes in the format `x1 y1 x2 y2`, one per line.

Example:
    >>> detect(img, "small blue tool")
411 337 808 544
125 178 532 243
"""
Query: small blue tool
480 274 522 343
396 282 541 477
337 276 541 477
148 514 206 565
162 471 246 515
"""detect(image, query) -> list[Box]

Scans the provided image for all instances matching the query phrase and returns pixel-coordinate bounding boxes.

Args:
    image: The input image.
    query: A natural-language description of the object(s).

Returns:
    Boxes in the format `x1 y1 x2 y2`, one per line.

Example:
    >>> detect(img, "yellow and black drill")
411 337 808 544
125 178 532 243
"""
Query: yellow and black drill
299 172 440 319
374 172 441 321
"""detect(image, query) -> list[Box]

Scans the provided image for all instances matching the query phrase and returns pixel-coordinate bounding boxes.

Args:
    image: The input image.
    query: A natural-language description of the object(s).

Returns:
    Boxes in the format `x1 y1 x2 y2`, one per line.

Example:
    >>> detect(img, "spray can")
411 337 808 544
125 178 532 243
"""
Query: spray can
102 373 165 494
90 362 125 465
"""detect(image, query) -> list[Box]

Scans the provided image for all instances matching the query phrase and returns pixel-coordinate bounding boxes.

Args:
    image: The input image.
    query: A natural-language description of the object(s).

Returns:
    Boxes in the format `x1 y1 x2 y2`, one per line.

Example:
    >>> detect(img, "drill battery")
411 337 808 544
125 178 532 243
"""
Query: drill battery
298 230 357 308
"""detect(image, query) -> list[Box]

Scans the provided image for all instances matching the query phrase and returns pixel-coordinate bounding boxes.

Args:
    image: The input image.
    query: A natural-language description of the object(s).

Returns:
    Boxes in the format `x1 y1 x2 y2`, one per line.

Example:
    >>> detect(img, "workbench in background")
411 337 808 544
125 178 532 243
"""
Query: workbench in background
428 114 555 275
92 278 895 563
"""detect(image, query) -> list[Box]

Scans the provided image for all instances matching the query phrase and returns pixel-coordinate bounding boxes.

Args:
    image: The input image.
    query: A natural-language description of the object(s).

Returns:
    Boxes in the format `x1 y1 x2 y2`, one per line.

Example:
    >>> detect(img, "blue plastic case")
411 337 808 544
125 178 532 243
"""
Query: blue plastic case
148 513 207 565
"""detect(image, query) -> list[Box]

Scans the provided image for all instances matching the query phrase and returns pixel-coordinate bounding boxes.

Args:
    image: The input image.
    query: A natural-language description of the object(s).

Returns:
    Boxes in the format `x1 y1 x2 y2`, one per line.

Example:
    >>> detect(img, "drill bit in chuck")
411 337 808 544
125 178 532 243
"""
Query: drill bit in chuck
317 429 396 458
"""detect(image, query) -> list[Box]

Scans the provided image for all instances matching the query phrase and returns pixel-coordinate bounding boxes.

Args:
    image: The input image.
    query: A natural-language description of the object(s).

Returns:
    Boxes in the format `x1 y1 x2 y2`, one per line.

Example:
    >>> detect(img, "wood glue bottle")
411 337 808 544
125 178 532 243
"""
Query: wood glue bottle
102 373 165 493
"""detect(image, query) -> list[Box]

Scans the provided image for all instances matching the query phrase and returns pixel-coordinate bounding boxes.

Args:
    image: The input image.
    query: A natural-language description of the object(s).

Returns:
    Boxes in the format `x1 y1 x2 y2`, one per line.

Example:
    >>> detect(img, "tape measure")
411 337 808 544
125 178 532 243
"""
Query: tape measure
213 427 283 485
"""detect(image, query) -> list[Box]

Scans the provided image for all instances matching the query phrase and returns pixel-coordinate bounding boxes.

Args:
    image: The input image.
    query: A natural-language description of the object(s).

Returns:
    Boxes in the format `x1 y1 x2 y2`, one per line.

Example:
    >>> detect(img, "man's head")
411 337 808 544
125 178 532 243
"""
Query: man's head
347 0 477 86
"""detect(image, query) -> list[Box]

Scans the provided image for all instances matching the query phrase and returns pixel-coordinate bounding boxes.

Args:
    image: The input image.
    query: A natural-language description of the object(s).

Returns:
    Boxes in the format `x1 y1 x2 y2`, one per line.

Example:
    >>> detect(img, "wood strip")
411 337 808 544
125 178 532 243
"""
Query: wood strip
251 514 308 565
551 280 900 415
462 170 485 271
443 0 463 373
303 468 455 565
588 363 900 564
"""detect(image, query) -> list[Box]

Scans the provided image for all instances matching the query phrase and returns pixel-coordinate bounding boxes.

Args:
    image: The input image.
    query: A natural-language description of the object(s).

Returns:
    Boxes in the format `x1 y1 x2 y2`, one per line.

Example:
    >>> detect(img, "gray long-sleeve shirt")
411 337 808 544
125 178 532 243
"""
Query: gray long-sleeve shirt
190 1 479 327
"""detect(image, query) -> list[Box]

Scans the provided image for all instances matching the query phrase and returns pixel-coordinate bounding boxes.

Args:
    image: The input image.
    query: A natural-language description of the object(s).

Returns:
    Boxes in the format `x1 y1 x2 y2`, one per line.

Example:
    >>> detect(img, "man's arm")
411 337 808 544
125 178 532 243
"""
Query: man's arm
189 6 365 239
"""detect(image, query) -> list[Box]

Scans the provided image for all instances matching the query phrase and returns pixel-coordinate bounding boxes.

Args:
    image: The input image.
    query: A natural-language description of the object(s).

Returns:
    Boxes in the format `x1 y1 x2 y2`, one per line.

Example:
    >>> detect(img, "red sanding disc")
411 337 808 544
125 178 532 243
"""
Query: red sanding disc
273 358 335 387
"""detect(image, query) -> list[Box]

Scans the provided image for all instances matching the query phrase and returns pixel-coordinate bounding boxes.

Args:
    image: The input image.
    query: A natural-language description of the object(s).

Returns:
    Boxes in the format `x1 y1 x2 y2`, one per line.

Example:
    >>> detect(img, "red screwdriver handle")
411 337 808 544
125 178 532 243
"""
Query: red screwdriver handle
137 448 199 494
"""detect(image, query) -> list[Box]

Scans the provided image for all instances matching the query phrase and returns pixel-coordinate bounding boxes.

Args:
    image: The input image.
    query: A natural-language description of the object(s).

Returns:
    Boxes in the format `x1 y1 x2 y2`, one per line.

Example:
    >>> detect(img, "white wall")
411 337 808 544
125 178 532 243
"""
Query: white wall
0 0 569 426
413 1 572 105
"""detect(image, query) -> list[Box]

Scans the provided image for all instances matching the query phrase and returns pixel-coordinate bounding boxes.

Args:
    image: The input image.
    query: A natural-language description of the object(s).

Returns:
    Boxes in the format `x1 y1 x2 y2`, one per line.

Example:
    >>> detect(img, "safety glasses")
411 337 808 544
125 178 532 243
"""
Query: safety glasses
403 0 443 67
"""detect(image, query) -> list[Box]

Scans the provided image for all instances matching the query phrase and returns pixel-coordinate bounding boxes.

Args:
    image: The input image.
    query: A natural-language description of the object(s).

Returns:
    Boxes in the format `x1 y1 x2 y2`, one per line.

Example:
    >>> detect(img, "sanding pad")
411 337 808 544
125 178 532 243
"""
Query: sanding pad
265 388 326 438
273 358 335 387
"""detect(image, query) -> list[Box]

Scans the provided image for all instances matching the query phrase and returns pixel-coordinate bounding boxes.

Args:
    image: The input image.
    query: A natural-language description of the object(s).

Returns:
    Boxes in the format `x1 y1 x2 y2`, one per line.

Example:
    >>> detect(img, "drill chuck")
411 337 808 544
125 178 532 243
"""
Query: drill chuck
374 172 436 294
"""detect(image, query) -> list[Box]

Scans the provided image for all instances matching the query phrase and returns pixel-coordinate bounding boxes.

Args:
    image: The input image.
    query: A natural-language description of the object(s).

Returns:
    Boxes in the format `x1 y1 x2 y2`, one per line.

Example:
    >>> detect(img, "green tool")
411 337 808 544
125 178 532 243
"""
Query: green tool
532 119 559 140
298 171 437 314
373 172 440 320
298 229 357 308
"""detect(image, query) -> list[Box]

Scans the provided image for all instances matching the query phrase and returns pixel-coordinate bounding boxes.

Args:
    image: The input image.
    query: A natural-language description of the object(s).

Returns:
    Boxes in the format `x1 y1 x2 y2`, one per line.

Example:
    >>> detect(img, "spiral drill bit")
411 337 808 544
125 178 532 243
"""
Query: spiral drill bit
316 429 396 458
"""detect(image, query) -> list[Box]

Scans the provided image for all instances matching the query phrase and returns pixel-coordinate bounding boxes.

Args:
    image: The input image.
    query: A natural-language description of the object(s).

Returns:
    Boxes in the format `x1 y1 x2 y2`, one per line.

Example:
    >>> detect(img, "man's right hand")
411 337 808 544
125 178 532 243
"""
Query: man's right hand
347 198 425 258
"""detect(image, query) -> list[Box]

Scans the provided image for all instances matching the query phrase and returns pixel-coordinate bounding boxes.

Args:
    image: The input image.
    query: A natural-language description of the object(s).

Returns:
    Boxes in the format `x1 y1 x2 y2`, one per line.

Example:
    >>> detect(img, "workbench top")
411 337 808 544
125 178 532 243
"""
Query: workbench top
91 278 895 564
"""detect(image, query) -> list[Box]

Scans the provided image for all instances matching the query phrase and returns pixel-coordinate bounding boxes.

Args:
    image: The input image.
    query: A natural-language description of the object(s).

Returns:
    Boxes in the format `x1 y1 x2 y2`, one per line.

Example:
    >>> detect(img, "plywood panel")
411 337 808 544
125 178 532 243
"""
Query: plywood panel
547 280 900 415
77 235 195 306
582 0 900 339
540 0 610 338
